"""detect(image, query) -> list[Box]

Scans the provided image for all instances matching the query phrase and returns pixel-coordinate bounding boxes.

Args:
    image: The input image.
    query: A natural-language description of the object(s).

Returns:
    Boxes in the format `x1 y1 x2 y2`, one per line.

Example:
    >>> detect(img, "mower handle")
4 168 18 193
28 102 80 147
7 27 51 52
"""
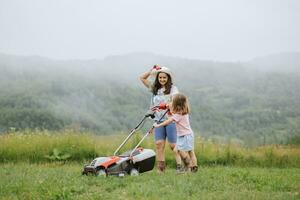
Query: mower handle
129 109 169 158
145 103 169 118
113 115 148 156
114 106 169 156
151 102 169 111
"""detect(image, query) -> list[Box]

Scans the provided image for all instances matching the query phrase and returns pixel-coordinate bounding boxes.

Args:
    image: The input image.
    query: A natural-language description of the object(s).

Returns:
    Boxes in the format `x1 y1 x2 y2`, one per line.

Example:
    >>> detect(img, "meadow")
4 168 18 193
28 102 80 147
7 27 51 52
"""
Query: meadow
0 131 300 199
0 164 299 200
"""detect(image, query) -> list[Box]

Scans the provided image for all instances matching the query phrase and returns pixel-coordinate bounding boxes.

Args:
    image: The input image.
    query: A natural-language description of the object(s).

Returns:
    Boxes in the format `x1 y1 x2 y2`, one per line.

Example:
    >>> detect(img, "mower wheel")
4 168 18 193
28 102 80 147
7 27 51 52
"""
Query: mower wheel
130 168 139 176
96 169 106 177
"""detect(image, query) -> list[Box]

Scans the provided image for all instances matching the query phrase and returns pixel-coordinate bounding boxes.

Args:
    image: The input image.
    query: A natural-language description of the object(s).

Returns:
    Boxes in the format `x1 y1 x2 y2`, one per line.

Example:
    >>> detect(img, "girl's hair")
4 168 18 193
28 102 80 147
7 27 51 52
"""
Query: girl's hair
171 93 190 115
152 72 173 95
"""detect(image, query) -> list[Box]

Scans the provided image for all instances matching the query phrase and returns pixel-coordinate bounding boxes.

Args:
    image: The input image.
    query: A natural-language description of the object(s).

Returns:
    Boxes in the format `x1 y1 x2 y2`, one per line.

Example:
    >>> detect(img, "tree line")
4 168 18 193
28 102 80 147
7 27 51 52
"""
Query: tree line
0 53 300 146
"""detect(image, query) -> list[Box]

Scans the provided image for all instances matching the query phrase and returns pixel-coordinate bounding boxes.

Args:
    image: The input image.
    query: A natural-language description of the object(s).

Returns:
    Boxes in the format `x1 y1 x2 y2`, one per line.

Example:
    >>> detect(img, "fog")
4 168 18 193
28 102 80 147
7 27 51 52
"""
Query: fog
0 0 299 62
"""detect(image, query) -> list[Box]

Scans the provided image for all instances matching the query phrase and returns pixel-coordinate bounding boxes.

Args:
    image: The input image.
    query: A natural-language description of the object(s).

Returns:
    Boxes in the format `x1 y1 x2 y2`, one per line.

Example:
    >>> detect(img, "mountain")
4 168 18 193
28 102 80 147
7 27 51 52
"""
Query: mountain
246 52 300 72
0 52 300 146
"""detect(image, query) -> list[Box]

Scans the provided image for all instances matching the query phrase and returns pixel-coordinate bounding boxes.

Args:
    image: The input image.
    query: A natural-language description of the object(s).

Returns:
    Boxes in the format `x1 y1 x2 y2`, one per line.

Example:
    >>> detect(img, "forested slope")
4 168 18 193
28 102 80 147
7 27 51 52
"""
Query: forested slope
1 52 299 146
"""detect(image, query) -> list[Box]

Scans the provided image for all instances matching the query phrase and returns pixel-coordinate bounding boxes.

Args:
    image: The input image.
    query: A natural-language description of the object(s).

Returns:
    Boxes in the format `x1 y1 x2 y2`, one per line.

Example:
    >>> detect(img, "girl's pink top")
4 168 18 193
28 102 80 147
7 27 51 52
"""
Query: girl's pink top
171 114 193 136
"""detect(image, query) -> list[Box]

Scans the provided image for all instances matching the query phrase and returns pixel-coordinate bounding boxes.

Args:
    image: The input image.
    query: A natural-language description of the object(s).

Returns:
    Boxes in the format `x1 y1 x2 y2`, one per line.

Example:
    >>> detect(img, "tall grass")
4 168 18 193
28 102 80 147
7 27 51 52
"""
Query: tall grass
0 131 299 167
194 139 300 167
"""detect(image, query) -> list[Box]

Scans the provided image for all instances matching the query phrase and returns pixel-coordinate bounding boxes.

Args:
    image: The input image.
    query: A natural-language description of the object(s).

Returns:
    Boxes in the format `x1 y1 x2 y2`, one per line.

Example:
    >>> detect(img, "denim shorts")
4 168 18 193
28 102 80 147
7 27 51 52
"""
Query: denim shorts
154 122 177 144
177 134 194 151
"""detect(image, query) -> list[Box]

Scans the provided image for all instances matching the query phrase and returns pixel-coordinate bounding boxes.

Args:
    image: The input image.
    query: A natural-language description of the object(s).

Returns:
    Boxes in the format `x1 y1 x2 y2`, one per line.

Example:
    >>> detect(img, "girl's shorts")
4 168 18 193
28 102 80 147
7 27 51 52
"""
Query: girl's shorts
177 134 194 151
154 122 177 144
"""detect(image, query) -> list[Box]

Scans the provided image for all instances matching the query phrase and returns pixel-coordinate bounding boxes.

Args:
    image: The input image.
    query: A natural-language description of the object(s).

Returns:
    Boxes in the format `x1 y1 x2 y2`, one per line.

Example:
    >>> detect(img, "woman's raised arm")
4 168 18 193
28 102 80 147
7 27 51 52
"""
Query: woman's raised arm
139 69 152 89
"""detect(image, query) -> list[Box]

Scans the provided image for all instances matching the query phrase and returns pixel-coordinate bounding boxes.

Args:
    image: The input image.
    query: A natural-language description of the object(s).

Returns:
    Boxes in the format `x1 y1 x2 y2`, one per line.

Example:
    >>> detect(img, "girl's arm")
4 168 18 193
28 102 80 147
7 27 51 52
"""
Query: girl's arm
154 118 174 128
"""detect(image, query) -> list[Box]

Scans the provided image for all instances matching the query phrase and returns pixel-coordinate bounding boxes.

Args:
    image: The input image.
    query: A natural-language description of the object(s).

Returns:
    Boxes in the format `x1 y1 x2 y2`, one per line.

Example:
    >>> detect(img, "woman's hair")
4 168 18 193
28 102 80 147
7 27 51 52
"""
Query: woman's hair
171 93 190 115
152 72 173 95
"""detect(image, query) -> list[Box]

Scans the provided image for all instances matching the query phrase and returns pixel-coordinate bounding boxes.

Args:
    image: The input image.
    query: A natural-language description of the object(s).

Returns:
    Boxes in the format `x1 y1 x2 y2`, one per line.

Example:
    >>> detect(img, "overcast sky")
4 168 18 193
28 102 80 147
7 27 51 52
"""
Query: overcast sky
0 0 299 61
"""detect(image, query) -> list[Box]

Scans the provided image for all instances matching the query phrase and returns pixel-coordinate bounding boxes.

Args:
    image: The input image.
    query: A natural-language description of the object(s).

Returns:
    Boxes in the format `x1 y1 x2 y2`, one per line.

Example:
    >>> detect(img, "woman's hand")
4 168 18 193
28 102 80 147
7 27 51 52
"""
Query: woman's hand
150 64 161 76
153 122 160 128
152 64 161 70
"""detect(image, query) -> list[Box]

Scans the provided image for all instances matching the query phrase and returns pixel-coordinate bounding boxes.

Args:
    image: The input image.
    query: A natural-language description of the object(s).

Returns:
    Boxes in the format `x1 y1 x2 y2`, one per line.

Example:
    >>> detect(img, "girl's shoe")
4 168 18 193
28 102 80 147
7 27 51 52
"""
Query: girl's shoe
176 164 185 174
176 167 186 174
191 166 198 173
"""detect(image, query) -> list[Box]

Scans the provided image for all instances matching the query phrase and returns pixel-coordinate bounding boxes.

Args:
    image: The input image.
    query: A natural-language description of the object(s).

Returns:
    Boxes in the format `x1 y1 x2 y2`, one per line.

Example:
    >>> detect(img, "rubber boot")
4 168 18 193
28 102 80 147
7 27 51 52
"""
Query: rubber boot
157 161 166 173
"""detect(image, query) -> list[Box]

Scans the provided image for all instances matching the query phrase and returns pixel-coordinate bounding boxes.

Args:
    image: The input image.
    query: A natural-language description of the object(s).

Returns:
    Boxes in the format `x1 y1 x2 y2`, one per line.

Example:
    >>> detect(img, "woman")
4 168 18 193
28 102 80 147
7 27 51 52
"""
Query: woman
139 65 181 172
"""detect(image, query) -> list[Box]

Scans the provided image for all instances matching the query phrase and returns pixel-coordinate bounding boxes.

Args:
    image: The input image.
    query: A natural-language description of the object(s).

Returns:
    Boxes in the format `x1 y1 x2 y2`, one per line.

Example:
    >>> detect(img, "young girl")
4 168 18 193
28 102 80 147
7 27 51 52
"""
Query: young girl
140 65 182 172
154 93 198 172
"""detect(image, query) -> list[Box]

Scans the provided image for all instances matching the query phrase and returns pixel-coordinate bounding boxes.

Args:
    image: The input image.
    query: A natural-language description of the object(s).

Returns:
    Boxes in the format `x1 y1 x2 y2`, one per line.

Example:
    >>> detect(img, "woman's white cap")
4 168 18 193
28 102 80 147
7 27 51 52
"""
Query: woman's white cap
151 66 174 83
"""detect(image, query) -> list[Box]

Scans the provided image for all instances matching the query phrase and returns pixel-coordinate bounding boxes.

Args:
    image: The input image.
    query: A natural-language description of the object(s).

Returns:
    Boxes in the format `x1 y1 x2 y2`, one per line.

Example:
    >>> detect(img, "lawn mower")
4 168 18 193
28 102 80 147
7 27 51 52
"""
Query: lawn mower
82 103 169 177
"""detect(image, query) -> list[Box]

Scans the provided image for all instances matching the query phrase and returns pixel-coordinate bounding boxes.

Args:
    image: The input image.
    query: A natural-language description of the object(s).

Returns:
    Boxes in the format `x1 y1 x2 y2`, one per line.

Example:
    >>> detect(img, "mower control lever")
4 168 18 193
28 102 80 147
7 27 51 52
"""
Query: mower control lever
151 102 169 111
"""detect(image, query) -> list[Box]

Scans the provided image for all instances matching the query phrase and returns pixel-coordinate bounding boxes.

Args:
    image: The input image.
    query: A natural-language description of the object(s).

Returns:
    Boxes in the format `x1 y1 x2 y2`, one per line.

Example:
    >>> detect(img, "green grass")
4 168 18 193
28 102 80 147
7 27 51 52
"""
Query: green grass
0 132 299 199
0 163 299 200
